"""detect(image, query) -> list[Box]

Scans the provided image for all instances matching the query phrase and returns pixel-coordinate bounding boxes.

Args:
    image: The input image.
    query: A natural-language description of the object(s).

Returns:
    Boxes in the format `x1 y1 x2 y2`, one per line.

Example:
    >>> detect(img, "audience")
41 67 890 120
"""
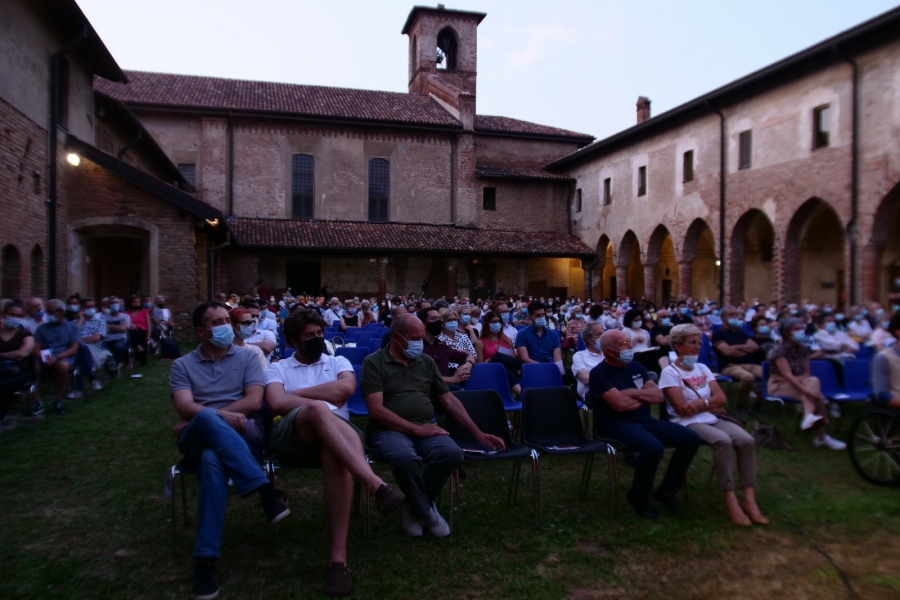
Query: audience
572 322 604 400
125 295 151 367
0 300 34 420
813 312 859 360
32 299 80 415
243 302 277 362
101 298 130 368
871 312 900 410
712 306 762 411
437 308 477 372
418 307 475 389
229 307 267 372
22 297 44 333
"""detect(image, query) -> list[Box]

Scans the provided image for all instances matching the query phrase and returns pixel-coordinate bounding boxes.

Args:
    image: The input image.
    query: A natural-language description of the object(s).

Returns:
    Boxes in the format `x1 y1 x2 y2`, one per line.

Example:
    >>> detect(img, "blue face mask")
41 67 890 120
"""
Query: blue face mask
347 309 356 316
712 310 719 316
661 318 671 327
44 314 58 324
489 322 502 333
727 318 742 328
4 317 23 328
501 313 510 322
617 349 634 364
445 320 458 333
533 317 546 328
402 335 423 360
682 355 699 367
208 324 234 348
575 314 584 320
461 315 471 325
854 314 864 321
679 307 689 315
34 310 45 320
83 308 96 318
67 304 79 312
521 308 528 315
594 338 601 350
884 321 891 330
757 325 770 335
825 322 837 333
144 302 152 309
110 304 120 313
835 313 845 321
239 324 254 340
792 330 807 343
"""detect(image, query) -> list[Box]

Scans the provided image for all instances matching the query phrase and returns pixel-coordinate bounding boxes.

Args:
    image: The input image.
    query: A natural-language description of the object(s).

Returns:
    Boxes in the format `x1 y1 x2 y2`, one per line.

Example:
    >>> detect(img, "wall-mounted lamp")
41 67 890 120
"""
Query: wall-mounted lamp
66 153 80 166
715 260 722 267
205 218 220 227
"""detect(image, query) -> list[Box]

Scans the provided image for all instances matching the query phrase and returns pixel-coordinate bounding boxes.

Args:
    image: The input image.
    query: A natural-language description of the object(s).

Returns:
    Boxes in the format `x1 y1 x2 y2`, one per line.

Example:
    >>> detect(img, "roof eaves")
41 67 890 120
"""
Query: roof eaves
52 0 126 82
401 6 487 34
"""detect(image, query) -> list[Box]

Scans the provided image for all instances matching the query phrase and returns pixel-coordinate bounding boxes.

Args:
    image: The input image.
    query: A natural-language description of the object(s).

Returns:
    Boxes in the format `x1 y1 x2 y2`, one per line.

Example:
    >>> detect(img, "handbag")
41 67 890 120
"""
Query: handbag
676 365 745 426
752 419 792 451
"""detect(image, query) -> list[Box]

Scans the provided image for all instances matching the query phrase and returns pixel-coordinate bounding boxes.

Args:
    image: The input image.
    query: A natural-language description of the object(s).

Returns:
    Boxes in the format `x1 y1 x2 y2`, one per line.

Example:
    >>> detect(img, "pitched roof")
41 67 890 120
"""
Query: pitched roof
228 218 593 258
38 0 126 83
475 165 573 182
475 115 593 141
401 6 487 34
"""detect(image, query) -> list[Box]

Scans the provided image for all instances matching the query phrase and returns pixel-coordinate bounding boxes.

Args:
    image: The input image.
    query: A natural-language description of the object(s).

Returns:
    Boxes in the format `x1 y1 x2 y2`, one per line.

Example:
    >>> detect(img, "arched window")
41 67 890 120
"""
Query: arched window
30 245 44 298
368 159 390 222
291 154 315 220
436 27 458 71
410 35 418 78
2 245 21 299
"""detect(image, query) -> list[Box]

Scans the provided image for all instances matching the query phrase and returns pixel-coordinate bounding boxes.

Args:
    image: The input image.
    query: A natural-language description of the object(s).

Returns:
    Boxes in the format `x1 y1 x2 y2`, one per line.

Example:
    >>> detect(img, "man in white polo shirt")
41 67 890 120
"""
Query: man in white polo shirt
243 301 277 362
264 309 405 597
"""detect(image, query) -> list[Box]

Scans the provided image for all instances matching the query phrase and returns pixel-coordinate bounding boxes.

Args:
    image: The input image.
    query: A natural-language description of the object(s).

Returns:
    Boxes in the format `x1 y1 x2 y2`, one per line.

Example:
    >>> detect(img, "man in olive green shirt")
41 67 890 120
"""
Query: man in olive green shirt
362 313 504 538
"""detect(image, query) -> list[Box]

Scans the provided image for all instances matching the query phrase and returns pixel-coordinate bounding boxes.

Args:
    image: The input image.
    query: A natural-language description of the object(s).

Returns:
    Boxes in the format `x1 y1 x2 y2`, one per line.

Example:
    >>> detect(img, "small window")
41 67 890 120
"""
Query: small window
483 187 496 211
32 173 41 195
813 105 830 149
603 177 612 205
96 128 113 154
177 164 197 188
368 158 390 222
575 188 582 213
291 154 315 219
739 130 752 169
637 166 647 196
683 150 694 182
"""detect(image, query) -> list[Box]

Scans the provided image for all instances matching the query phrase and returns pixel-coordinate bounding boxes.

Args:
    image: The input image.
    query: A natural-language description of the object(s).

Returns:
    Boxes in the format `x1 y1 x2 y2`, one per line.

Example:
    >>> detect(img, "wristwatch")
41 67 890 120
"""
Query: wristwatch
703 398 709 409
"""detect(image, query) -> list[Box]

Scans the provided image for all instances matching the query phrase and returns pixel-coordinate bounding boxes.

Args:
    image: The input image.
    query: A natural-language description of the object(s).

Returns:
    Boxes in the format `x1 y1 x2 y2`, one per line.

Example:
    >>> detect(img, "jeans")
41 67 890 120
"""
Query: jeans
74 344 95 391
489 352 521 388
102 339 128 365
177 408 267 558
600 417 700 505
367 429 463 521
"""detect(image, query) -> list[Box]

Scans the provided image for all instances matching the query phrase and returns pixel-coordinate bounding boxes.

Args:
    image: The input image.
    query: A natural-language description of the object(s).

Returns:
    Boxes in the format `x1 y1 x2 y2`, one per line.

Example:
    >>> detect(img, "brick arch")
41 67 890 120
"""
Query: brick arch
1 244 22 300
863 180 900 301
618 230 640 266
730 209 775 304
683 218 715 263
437 26 460 70
784 198 844 304
645 224 672 265
592 234 612 300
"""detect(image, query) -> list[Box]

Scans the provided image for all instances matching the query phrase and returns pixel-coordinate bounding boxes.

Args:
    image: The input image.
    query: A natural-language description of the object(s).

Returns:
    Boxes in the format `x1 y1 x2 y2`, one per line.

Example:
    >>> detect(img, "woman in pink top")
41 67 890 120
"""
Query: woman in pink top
475 311 521 396
126 295 151 367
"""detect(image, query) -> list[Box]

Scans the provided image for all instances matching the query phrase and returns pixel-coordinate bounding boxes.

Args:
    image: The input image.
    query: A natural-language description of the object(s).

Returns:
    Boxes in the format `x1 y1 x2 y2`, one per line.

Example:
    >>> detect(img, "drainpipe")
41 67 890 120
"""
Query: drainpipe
227 112 234 216
207 232 231 300
565 180 576 236
834 47 859 306
707 102 727 306
47 27 89 299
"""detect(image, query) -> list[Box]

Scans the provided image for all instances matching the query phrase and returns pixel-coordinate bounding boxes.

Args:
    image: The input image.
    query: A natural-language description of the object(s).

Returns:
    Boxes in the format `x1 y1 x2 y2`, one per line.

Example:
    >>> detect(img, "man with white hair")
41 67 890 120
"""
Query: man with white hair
323 297 343 326
572 322 604 400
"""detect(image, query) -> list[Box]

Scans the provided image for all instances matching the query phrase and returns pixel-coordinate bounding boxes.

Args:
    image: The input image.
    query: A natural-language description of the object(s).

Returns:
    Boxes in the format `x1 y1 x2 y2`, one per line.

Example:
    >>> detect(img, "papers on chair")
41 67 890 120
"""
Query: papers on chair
496 347 515 356
461 448 500 455
832 393 850 400
547 445 580 450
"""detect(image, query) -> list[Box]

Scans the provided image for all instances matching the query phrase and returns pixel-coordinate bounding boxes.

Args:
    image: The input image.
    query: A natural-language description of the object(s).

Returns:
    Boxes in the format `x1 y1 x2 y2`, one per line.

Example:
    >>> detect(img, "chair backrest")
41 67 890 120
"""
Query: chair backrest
845 358 874 397
344 327 362 337
809 360 843 398
711 324 722 334
365 322 380 331
332 320 340 329
346 365 368 416
324 327 337 335
466 363 517 406
353 331 378 346
448 390 514 448
521 386 588 448
335 347 369 366
324 332 344 343
521 363 564 394
282 347 295 359
856 345 875 361
761 361 772 397
698 333 718 371
576 333 586 351
367 338 382 354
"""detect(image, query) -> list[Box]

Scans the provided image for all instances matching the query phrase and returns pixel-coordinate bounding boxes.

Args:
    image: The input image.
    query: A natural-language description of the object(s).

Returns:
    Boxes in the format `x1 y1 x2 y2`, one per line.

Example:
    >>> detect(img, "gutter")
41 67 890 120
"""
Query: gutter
48 26 89 299
834 46 859 305
707 102 727 306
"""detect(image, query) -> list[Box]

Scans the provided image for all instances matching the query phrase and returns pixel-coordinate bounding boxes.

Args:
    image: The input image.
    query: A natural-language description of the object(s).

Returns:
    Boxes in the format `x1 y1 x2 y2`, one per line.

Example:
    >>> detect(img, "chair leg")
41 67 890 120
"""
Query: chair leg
531 451 541 527
180 469 189 525
579 454 594 500
449 468 460 535
361 485 371 541
683 472 690 511
507 459 522 506
169 467 178 556
606 445 617 518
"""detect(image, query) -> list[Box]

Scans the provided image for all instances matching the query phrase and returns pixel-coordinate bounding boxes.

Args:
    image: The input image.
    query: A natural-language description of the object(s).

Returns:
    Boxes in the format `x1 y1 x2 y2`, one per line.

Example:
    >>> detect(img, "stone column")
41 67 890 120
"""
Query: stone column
446 257 458 298
377 256 389 299
643 263 657 304
678 260 693 300
393 256 408 295
615 263 628 301
581 258 596 301
862 243 884 303
516 258 529 297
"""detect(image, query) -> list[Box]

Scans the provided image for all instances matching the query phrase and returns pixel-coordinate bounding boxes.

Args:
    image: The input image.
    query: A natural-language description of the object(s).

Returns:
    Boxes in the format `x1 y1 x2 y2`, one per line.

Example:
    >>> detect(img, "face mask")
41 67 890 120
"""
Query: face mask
401 335 424 360
533 317 546 328
300 336 326 361
347 309 356 316
661 318 671 327
501 313 510 322
884 321 891 330
445 320 458 333
727 318 742 328
575 314 584 320
521 308 528 315
4 317 22 328
208 324 234 348
792 330 807 343
861 309 869 317
632 321 642 329
461 315 471 325
791 310 798 316
426 321 443 336
110 304 120 313
894 305 900 313
83 308 96 318
682 355 699 367
489 322 502 333
834 313 844 321
757 325 770 335
712 309 719 316
144 302 152 309
854 314 864 321
67 304 79 312
594 338 601 350
44 314 58 325
34 310 45 319
617 348 634 364
679 307 689 315
239 324 254 339
825 322 837 333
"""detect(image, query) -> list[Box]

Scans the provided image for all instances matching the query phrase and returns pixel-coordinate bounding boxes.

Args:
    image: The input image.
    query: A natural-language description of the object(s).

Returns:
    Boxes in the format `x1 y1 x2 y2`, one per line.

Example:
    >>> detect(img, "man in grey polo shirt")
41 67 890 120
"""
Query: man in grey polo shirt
362 313 505 539
169 301 289 600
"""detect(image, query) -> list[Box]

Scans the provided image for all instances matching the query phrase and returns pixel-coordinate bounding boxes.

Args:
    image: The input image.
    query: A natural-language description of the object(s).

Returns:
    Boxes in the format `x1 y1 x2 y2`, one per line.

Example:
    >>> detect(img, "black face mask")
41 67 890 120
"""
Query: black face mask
425 321 443 336
300 336 326 361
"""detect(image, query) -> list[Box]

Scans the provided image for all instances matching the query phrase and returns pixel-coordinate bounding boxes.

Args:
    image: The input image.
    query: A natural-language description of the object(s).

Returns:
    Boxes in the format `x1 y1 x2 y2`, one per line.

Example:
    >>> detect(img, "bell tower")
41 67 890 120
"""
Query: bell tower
402 4 485 129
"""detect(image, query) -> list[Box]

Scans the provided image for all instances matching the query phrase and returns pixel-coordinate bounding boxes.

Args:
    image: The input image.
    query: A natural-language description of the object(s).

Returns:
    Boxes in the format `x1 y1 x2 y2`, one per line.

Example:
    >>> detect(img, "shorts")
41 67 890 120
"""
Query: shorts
269 404 364 468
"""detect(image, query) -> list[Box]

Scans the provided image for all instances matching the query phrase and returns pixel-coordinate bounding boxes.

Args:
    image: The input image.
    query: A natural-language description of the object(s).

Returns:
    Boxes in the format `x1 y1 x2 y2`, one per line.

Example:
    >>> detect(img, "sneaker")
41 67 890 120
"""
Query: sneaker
815 435 847 451
323 562 354 597
626 492 659 520
828 403 841 419
374 484 405 517
65 390 83 399
400 504 423 538
652 489 685 515
263 491 291 525
51 400 65 415
32 402 44 416
801 413 823 431
91 380 103 391
192 558 219 600
425 502 451 538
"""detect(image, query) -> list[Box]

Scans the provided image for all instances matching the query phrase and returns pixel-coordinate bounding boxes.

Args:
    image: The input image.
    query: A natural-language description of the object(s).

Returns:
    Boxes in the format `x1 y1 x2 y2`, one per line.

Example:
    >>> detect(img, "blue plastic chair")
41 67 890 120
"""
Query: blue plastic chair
520 363 564 394
336 347 369 366
365 323 380 331
466 363 522 414
367 338 382 354
282 347 295 359
332 320 340 329
324 327 337 335
761 361 797 404
576 333 586 352
856 345 875 361
843 359 874 399
347 365 368 417
810 360 868 402
324 332 345 343
278 333 286 358
711 324 722 334
353 331 379 347
343 327 362 338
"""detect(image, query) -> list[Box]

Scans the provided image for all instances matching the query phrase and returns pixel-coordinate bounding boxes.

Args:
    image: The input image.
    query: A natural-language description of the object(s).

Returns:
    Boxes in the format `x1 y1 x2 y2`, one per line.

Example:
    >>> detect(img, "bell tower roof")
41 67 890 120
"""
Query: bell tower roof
401 5 486 35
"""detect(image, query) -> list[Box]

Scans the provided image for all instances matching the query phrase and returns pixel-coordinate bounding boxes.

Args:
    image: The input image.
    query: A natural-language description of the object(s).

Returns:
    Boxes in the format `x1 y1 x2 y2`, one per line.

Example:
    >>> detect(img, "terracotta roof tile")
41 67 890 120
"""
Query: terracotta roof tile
228 218 593 258
475 165 573 182
475 115 593 140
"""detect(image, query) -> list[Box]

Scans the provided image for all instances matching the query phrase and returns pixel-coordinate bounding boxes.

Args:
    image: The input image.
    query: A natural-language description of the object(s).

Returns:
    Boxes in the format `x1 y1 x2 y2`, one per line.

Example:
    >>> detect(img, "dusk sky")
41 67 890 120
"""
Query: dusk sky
77 0 898 140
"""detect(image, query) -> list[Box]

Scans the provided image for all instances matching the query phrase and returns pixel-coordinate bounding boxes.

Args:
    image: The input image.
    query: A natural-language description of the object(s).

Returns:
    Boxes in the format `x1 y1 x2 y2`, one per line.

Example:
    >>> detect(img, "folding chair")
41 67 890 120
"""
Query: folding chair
760 361 798 406
844 359 874 399
367 338 382 354
335 347 369 366
346 365 368 417
576 333 586 352
521 387 616 523
466 363 522 430
281 347 295 360
352 331 378 347
365 323 380 331
446 390 538 532
521 363 589 428
810 360 868 403
855 345 875 361
343 327 362 338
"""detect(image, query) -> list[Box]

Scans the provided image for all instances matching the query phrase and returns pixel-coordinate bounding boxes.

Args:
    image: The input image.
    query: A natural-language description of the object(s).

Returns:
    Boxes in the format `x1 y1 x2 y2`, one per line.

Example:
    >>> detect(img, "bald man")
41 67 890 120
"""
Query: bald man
362 313 504 538
589 330 700 519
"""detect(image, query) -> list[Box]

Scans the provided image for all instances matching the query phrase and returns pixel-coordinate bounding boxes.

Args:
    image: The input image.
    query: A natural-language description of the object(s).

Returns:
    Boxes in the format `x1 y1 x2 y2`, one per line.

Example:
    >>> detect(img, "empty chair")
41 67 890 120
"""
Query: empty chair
343 326 362 338
466 363 522 413
520 363 564 394
844 359 874 399
856 345 875 361
353 331 379 347
445 390 538 531
324 327 337 335
521 387 616 521
335 347 369 366
810 360 868 402
365 322 380 331
346 365 368 417
332 320 340 329
367 338 382 354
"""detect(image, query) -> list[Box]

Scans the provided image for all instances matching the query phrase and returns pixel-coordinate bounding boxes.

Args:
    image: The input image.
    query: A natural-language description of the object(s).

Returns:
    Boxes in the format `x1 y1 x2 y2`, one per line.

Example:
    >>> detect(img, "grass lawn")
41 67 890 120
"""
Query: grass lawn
1 352 899 599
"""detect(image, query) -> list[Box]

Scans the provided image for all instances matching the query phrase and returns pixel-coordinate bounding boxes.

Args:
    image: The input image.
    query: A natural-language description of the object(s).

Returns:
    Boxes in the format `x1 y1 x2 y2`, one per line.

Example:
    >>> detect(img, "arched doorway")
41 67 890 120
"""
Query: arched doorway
30 245 44 299
1 245 21 299
683 219 718 301
592 234 614 300
619 231 643 301
731 209 775 304
647 225 678 303
868 180 900 304
785 199 845 305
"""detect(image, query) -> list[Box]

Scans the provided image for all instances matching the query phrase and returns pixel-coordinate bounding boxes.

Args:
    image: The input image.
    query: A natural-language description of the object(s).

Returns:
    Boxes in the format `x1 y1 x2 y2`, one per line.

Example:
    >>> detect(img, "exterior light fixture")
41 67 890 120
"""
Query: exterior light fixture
66 153 80 166
205 218 220 227
715 260 722 267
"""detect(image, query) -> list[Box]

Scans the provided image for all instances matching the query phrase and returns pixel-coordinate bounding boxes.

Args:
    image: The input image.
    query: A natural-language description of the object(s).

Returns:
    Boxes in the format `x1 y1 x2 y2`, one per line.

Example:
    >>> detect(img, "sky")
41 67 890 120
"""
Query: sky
76 0 899 140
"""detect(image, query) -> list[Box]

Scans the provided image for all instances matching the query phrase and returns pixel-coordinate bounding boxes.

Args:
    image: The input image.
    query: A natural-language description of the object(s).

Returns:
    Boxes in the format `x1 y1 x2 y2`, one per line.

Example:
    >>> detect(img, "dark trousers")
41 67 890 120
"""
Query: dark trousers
489 352 521 388
102 339 128 365
128 329 149 366
601 417 700 505
74 344 96 390
368 430 463 521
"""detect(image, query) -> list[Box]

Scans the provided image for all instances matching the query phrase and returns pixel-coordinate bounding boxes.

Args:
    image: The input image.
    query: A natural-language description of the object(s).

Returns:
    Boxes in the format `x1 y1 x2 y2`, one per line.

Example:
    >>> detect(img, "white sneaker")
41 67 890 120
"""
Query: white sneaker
425 502 451 538
815 435 847 451
91 380 103 391
801 413 823 431
400 505 423 538
65 390 83 399
828 403 841 418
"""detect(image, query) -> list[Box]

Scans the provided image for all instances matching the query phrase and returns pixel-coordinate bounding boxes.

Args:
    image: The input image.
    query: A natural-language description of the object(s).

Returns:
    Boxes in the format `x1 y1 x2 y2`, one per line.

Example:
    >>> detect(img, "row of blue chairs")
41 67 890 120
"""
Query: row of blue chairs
761 359 873 405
